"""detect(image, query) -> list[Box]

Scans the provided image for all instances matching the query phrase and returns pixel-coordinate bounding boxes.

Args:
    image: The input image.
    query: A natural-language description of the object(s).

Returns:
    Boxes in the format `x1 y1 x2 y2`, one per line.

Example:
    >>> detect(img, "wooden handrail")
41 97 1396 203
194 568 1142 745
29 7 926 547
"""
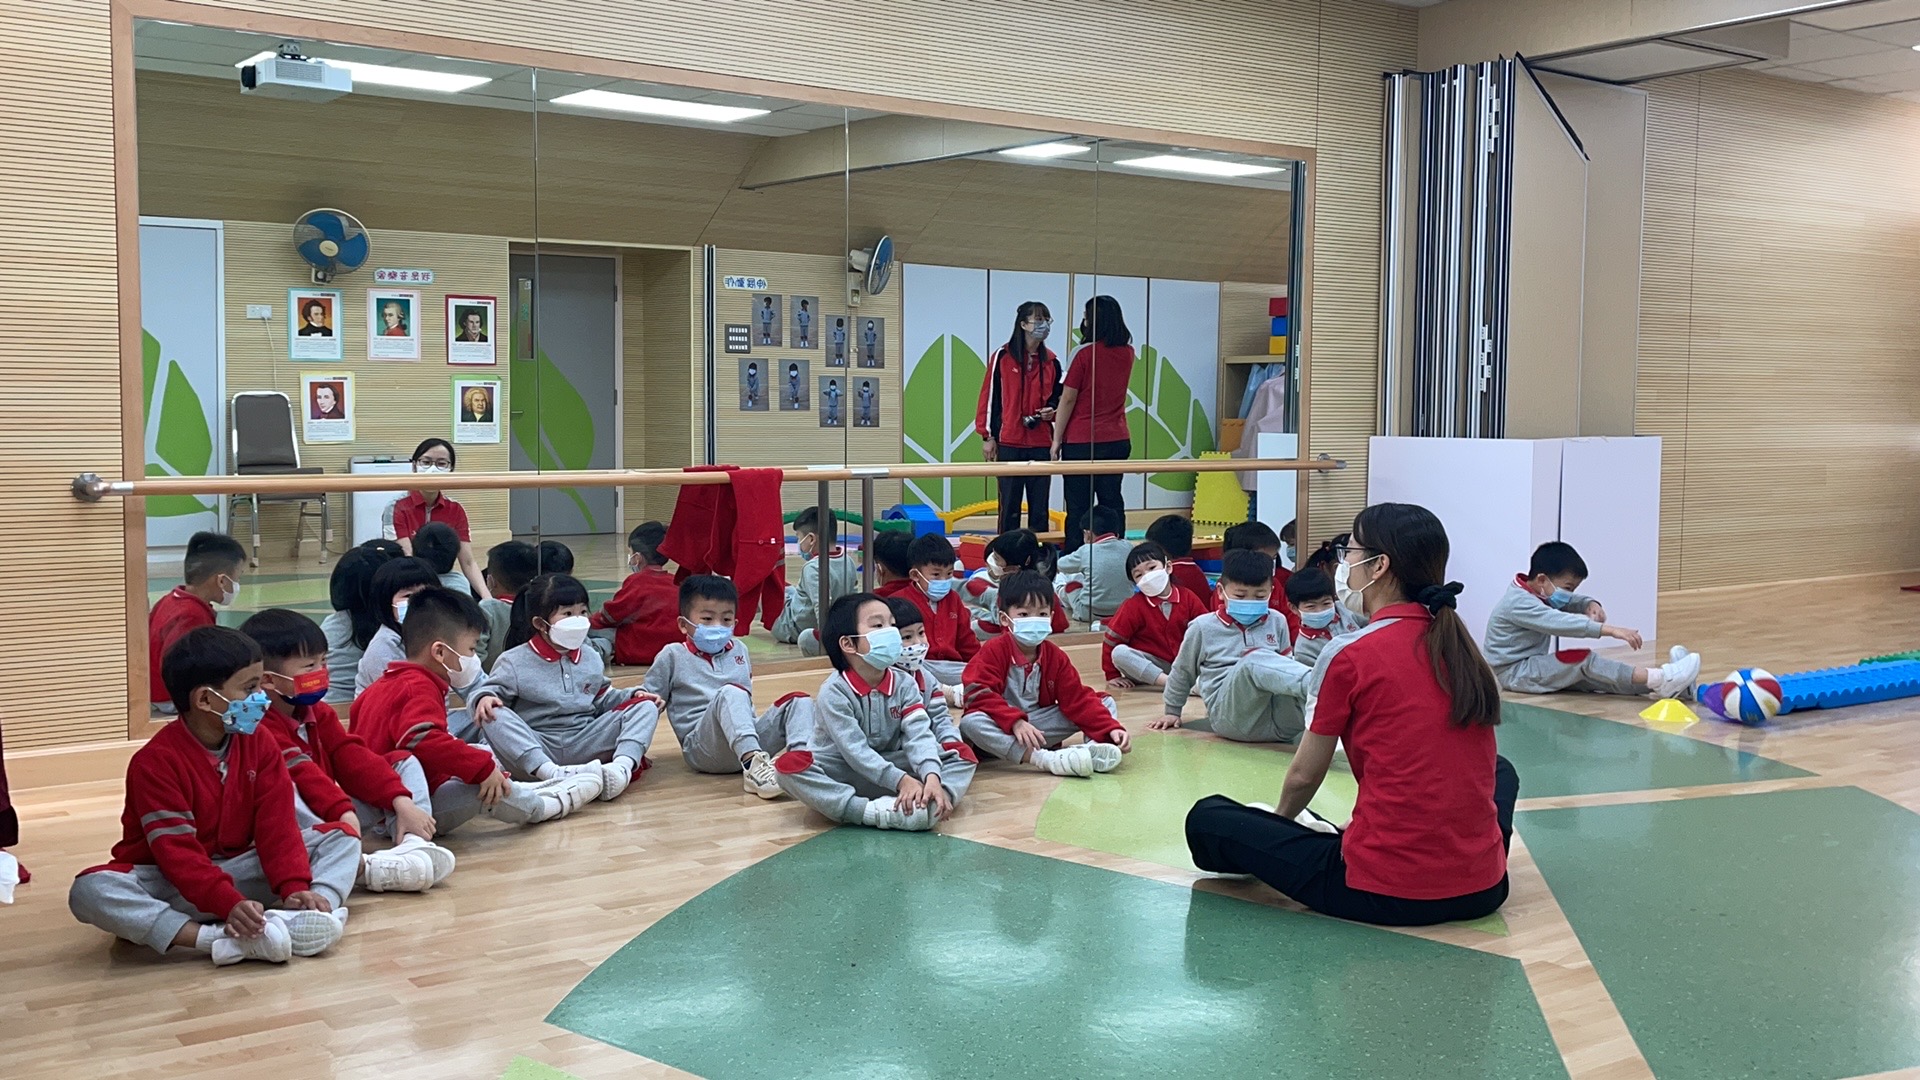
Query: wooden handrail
72 456 1340 500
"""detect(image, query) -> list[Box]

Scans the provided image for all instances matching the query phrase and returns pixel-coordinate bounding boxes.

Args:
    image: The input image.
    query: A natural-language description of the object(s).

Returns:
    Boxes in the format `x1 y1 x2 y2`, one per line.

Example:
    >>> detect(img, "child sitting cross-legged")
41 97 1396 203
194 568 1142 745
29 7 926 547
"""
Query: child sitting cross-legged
469 573 662 802
771 507 859 657
640 575 814 799
959 570 1129 777
1102 541 1210 691
351 588 604 830
1285 566 1364 668
886 596 979 768
591 522 680 666
69 627 353 966
1151 549 1313 743
240 609 455 895
877 533 977 688
1056 504 1132 624
774 593 972 830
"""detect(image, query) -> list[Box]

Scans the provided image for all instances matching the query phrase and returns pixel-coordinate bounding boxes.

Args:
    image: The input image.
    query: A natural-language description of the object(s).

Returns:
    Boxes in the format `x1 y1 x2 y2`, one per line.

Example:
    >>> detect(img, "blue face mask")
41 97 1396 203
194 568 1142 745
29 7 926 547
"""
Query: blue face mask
921 576 954 603
1300 607 1338 630
212 689 270 735
1008 616 1053 647
861 626 903 669
1225 598 1270 626
1548 588 1574 607
690 623 733 655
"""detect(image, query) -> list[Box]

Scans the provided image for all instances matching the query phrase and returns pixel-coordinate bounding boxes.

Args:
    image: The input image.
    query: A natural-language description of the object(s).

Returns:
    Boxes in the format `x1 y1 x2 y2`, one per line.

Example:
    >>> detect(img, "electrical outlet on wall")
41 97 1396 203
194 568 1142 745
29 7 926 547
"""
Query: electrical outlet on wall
246 304 273 320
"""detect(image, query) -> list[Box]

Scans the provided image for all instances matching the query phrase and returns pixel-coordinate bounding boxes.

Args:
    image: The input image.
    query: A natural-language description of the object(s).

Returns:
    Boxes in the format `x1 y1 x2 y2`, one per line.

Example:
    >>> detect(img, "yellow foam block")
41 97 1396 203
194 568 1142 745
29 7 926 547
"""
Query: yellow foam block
1191 450 1249 529
1268 335 1289 355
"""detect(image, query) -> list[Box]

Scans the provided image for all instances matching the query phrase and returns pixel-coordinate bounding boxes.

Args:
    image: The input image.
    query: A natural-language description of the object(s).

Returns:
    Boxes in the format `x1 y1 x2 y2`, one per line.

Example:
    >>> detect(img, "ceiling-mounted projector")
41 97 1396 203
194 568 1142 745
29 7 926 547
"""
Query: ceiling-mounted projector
241 43 352 102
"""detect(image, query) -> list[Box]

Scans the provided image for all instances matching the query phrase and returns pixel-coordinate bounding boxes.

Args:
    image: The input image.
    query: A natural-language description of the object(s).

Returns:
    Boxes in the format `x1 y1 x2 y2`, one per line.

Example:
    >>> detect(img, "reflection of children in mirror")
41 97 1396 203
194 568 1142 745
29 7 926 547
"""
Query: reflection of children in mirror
310 383 345 420
824 378 842 426
299 299 333 337
459 385 494 423
856 379 875 426
759 296 777 344
785 363 804 408
380 301 411 337
795 299 812 347
830 317 847 364
745 362 762 408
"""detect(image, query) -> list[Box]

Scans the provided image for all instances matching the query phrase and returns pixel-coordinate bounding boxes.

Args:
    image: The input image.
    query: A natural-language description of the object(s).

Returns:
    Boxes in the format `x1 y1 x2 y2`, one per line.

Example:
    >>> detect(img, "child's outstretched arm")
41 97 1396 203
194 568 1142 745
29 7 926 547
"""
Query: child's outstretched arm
1152 626 1205 729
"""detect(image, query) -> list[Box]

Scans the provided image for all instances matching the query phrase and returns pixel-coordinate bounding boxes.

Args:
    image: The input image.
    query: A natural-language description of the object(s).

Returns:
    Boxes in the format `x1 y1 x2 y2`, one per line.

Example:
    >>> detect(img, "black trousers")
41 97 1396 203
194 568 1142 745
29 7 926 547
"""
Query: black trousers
995 444 1053 534
1059 437 1131 552
1184 756 1519 927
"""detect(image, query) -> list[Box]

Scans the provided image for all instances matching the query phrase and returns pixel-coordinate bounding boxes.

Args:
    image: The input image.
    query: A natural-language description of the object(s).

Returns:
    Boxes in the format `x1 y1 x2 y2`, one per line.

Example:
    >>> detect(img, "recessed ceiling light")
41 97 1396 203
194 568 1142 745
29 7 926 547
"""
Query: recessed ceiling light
998 142 1090 160
548 89 770 123
1114 154 1284 178
232 51 490 93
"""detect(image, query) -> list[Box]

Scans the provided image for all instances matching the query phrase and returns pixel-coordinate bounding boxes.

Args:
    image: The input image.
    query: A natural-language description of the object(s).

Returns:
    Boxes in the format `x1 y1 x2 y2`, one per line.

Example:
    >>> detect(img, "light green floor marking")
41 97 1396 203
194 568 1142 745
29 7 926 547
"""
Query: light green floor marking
500 1057 580 1080
1497 701 1808 796
1521 786 1920 1080
549 829 1565 1080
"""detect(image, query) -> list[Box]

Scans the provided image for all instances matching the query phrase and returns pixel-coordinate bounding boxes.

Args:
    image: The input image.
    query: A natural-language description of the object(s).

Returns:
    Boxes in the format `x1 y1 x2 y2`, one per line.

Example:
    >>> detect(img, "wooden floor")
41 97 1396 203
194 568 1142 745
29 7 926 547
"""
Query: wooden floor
7 571 1920 1079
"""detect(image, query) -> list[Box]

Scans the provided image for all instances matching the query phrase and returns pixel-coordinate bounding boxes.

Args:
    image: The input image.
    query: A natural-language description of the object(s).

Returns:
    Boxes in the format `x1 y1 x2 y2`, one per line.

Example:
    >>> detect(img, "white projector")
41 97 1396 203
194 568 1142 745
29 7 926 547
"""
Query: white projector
241 56 352 102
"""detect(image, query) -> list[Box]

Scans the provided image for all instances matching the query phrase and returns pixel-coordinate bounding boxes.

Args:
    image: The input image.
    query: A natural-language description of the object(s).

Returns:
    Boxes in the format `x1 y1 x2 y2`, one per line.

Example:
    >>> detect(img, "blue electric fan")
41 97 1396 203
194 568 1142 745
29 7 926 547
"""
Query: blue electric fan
292 208 370 283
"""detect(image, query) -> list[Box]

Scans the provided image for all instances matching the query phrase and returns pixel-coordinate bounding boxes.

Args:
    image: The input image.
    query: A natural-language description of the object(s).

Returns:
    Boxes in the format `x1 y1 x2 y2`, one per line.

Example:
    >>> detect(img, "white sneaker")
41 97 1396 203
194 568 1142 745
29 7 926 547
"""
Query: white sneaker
1086 743 1123 773
1655 650 1702 700
1033 745 1095 777
265 907 347 957
742 751 782 800
601 757 636 801
1295 808 1341 834
360 847 437 893
556 761 605 783
861 796 932 831
210 920 293 966
530 773 604 821
0 851 18 904
943 684 965 708
390 835 455 886
1669 645 1690 664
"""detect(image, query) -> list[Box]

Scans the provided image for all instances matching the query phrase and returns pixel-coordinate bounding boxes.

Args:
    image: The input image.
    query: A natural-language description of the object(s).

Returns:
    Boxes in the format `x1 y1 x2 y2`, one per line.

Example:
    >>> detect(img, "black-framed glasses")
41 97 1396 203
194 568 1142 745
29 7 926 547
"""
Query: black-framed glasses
1332 544 1372 561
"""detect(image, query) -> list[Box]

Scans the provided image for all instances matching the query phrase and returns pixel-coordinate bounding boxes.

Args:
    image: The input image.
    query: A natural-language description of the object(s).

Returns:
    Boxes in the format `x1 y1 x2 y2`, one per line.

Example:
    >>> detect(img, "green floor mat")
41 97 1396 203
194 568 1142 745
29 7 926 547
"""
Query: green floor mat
1497 701 1808 797
549 829 1565 1080
500 1058 580 1080
1520 786 1920 1080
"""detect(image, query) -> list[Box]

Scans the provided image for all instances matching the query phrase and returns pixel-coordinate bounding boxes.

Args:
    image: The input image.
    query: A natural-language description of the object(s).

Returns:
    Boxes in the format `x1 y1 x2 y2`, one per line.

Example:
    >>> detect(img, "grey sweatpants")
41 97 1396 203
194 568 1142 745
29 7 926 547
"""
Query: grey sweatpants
482 699 661 776
776 746 975 824
677 686 811 773
293 755 430 842
1111 646 1172 685
1207 651 1312 744
959 699 1118 762
1496 651 1639 695
68 827 360 954
923 659 966 687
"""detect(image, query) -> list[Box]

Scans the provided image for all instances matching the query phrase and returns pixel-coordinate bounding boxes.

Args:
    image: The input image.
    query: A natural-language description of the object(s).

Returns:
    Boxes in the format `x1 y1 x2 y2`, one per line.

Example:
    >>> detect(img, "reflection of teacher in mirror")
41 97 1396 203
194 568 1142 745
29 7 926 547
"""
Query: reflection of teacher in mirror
459 385 494 424
1051 294 1136 552
976 301 1061 534
380 301 410 337
299 300 333 337
310 383 344 420
393 438 490 598
455 310 488 342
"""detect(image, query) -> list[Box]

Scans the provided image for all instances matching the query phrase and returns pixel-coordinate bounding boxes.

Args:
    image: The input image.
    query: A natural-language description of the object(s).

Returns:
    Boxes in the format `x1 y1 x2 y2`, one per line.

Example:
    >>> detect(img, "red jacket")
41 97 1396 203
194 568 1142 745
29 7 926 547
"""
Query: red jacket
148 587 215 704
81 720 313 919
1101 585 1210 680
1169 560 1212 602
961 633 1122 744
261 702 411 822
593 566 680 665
658 465 786 634
1214 568 1302 644
350 663 498 792
878 579 978 664
974 345 1062 449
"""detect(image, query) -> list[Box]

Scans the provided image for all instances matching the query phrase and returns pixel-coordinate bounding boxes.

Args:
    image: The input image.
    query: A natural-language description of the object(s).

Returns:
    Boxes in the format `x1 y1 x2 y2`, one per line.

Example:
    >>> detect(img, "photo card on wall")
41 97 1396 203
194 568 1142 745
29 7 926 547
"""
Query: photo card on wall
301 373 353 443
752 293 783 347
852 376 880 427
790 294 819 349
826 313 849 366
779 360 811 411
855 315 886 368
446 294 497 365
453 378 502 444
367 289 422 360
819 375 845 428
739 358 769 411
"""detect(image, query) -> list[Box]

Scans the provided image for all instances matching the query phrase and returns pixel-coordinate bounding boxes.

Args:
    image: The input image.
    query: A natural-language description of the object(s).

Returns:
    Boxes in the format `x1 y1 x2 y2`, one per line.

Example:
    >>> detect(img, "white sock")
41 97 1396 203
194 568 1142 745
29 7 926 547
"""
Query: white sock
532 762 562 781
1646 668 1666 690
614 755 639 772
194 923 223 953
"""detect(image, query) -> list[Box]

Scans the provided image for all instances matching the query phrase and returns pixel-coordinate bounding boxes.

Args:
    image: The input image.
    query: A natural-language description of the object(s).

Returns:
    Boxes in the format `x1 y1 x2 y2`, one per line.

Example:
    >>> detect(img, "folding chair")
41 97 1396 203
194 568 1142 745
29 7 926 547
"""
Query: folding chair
229 391 332 567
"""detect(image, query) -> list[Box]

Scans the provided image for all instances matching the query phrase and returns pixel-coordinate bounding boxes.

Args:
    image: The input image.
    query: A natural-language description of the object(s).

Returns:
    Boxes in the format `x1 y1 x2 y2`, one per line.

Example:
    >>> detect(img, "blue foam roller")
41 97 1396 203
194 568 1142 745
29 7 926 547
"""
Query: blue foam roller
1773 659 1920 714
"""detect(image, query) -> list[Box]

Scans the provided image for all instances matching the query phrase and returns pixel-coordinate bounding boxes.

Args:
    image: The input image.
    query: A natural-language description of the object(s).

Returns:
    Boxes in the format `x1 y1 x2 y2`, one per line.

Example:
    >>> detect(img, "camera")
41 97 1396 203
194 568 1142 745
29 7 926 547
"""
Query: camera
1022 412 1047 429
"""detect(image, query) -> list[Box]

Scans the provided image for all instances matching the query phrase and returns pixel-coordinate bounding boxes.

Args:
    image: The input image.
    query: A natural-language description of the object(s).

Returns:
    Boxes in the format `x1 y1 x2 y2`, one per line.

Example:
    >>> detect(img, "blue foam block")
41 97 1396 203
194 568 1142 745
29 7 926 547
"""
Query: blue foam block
1271 316 1289 337
883 503 945 539
1772 659 1920 714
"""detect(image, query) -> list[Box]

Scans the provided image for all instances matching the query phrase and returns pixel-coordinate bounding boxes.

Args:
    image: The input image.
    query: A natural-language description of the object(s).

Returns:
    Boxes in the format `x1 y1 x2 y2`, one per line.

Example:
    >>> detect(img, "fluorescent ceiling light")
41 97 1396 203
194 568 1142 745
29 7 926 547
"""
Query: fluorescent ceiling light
548 88 770 123
232 51 490 93
998 142 1090 160
1114 154 1283 178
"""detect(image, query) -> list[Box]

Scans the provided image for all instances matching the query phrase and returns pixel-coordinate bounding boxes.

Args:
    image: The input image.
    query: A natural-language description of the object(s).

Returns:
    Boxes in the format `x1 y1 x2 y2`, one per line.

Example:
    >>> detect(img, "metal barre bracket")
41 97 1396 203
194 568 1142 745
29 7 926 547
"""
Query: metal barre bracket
71 473 108 502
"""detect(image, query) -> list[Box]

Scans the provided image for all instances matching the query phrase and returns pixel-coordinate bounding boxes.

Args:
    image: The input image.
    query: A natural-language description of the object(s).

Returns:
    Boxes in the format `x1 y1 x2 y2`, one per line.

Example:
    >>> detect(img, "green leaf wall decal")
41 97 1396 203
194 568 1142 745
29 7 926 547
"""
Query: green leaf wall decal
901 335 989 512
510 348 599 531
1124 344 1216 494
142 329 161 419
142 347 216 518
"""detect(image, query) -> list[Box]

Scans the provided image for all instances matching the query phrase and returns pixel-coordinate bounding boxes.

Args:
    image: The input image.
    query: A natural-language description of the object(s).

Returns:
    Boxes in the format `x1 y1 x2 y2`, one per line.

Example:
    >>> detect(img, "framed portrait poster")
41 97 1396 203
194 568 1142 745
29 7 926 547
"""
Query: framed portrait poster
446 294 497 365
300 373 354 443
453 378 502 444
367 288 422 360
288 288 343 361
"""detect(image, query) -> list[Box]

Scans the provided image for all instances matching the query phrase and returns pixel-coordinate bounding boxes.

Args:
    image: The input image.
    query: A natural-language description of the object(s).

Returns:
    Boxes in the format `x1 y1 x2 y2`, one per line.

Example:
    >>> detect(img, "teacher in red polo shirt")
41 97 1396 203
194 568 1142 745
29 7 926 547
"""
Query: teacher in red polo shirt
1050 294 1135 553
391 438 490 598
1185 501 1518 926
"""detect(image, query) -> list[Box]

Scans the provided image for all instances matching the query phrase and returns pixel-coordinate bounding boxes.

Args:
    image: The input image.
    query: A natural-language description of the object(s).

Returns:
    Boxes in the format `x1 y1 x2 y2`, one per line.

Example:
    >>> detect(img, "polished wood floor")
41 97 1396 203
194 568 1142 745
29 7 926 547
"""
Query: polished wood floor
7 571 1920 1079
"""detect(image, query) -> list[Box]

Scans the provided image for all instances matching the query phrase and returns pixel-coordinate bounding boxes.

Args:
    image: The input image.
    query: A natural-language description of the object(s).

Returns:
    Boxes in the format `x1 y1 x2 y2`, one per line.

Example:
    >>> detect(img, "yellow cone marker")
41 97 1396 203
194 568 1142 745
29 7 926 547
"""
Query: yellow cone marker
1640 698 1698 727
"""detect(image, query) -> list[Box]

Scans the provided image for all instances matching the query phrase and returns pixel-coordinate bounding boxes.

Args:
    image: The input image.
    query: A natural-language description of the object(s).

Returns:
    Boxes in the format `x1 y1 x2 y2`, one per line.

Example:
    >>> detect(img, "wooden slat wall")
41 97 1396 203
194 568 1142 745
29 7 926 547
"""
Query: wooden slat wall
221 222 511 550
9 0 1414 751
626 247 697 525
1640 70 1920 589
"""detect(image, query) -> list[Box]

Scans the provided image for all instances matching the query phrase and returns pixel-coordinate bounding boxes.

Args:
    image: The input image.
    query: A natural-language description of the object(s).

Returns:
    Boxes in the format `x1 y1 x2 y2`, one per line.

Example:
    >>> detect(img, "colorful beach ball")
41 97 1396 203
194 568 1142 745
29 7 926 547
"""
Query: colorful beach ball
1699 668 1783 725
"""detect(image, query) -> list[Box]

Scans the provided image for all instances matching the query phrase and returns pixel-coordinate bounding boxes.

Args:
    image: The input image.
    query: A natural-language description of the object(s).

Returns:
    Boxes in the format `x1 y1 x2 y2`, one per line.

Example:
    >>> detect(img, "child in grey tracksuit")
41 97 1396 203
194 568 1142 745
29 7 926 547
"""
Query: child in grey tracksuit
1484 541 1699 699
1152 551 1313 743
1056 506 1133 624
771 509 858 657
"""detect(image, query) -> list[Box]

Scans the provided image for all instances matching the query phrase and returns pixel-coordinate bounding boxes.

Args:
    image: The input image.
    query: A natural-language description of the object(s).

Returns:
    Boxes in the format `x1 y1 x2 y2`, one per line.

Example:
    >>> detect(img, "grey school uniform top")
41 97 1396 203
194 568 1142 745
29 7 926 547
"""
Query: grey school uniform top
471 639 641 728
789 551 858 628
814 666 943 789
641 639 754 741
437 571 473 596
1057 536 1134 618
1163 608 1292 714
320 610 361 707
477 596 513 671
1481 578 1600 670
1291 607 1367 669
910 665 963 744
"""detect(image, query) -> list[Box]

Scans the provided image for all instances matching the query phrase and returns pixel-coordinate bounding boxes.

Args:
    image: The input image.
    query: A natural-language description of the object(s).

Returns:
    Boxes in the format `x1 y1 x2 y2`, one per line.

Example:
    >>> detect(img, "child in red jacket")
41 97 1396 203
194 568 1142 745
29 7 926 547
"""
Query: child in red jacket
350 588 602 831
876 533 978 688
593 521 681 665
958 571 1128 777
241 609 455 895
69 627 354 966
147 531 247 713
1103 542 1210 691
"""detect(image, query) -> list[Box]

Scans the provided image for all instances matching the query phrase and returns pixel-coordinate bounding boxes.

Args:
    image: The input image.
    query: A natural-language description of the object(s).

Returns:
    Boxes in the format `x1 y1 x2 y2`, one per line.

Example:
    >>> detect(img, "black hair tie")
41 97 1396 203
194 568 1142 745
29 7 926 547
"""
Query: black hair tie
1417 582 1463 613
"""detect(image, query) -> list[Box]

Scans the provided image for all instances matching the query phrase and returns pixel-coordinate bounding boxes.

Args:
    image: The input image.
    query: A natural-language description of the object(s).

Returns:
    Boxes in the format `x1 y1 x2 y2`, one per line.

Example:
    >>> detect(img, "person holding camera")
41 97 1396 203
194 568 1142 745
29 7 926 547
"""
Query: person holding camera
975 301 1063 534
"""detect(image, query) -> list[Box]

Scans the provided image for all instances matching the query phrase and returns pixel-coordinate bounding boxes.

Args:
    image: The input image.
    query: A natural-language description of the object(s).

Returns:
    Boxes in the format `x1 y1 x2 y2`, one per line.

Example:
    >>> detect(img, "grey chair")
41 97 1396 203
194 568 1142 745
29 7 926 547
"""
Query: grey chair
229 391 331 567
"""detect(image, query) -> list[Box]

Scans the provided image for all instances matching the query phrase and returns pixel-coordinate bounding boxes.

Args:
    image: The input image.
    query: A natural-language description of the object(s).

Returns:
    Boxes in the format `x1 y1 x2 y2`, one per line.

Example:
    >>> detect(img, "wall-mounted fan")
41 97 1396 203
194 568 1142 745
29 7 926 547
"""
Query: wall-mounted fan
847 235 894 306
293 208 369 283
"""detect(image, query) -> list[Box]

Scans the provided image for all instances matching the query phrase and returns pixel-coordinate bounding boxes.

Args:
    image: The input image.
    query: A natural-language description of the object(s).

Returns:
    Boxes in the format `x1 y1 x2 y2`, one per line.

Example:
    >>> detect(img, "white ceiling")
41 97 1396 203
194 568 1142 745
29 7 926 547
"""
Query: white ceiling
1745 1 1920 101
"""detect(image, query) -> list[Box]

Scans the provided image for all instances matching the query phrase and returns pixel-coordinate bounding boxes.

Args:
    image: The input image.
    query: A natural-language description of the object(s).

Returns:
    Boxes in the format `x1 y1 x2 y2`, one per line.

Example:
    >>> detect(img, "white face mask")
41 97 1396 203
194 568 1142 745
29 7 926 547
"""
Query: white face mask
897 641 929 674
1334 554 1382 614
1136 568 1170 598
545 615 591 651
216 575 238 607
986 555 1007 582
439 644 482 686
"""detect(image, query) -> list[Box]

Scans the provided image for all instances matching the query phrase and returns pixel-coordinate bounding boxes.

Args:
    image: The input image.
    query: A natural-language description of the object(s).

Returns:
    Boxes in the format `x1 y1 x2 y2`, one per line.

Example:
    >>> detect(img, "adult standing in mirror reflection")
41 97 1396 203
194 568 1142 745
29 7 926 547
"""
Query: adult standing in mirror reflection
976 301 1061 534
391 438 491 599
1051 295 1136 552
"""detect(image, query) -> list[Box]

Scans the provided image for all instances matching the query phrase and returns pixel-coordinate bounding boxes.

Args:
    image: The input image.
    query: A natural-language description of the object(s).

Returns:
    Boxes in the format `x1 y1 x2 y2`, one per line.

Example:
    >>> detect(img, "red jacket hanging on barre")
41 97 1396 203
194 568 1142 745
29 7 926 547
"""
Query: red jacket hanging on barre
659 465 787 634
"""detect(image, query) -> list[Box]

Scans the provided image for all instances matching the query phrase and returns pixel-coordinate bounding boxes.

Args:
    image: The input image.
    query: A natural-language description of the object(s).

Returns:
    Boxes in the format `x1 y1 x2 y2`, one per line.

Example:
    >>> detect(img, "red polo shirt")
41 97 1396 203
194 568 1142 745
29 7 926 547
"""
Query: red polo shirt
149 587 215 704
1061 343 1136 444
1306 602 1503 900
391 491 470 543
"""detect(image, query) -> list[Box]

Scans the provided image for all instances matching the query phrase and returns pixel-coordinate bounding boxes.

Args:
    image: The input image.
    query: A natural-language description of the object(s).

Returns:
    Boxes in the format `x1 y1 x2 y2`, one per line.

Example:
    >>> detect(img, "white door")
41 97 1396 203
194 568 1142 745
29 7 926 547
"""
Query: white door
138 218 225 547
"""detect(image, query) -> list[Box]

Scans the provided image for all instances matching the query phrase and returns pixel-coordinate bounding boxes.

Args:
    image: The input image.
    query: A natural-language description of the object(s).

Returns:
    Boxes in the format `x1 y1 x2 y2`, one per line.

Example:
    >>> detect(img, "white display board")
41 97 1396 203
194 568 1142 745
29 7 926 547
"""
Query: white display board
349 458 416 546
1255 432 1299 543
900 264 991 513
1558 436 1662 643
1139 277 1222 509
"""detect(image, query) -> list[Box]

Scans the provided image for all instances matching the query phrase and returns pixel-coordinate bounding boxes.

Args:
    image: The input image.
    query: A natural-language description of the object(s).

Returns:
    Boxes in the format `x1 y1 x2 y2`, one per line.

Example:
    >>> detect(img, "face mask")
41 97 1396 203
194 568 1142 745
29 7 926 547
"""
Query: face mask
437 645 482 686
1548 587 1573 607
393 598 410 625
1136 568 1170 597
1300 608 1338 630
690 623 733 655
860 626 903 669
897 642 929 674
1225 598 1269 626
1334 555 1382 614
545 615 591 652
1009 616 1052 646
211 689 269 735
986 556 1007 582
415 461 451 474
1029 320 1051 343
921 575 954 603
627 553 642 572
1283 544 1297 566
217 575 238 607
282 669 330 707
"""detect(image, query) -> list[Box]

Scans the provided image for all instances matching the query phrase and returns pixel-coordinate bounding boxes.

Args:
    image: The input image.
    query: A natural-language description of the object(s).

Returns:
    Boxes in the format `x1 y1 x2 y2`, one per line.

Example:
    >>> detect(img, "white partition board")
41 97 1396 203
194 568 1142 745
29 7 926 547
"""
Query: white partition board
1255 432 1299 543
1559 436 1661 645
